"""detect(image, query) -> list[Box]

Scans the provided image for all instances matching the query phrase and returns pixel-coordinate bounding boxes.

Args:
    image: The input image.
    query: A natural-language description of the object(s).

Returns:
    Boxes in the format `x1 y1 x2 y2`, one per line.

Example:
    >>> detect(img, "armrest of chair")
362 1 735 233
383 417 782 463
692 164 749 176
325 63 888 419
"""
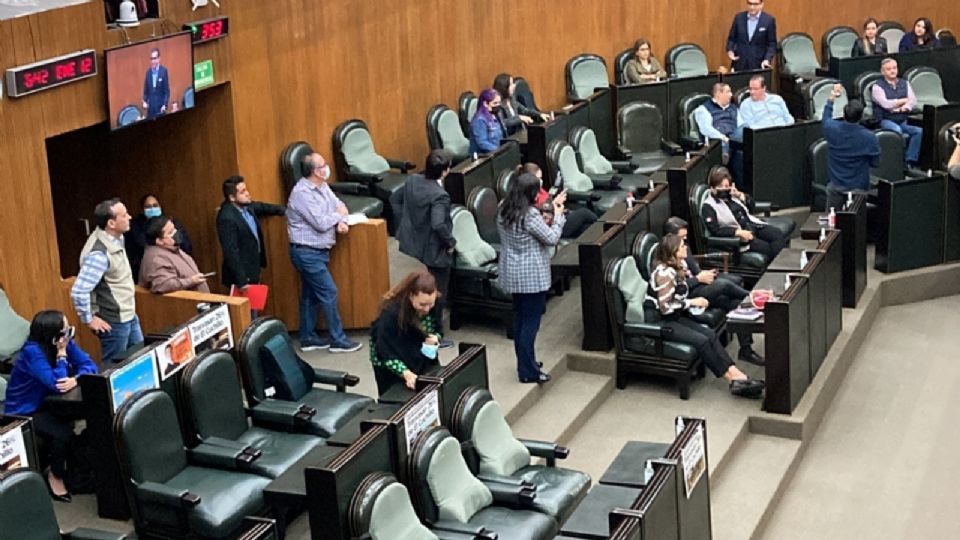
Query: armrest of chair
692 252 729 273
518 438 569 467
661 139 685 155
706 236 745 250
590 175 622 190
480 479 537 508
680 135 702 151
343 171 384 185
610 160 636 173
454 264 498 280
432 521 499 540
65 529 130 540
312 367 360 392
386 158 416 173
250 399 317 431
202 436 263 460
566 190 602 204
136 481 200 508
476 473 534 488
616 145 633 160
329 181 367 195
188 441 259 470
624 323 673 340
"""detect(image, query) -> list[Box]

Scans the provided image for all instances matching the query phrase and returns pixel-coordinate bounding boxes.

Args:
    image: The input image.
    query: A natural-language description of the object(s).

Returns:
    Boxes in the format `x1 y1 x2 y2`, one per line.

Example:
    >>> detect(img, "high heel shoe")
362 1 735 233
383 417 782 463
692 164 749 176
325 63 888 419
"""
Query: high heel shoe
45 470 72 503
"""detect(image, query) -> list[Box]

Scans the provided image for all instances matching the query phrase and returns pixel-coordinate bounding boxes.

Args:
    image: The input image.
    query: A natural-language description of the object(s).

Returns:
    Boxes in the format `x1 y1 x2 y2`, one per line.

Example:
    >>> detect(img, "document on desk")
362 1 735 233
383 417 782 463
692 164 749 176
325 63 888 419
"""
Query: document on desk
346 213 369 226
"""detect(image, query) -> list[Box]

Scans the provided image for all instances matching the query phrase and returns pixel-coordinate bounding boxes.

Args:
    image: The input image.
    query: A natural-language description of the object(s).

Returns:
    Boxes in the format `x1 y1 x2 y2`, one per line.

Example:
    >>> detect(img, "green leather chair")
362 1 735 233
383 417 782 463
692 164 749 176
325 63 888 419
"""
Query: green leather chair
678 93 710 149
426 105 470 165
407 427 557 540
458 92 479 136
612 105 684 174
466 187 500 254
348 471 485 540
604 256 705 399
333 119 416 234
449 387 590 525
0 468 129 540
904 66 949 109
179 350 329 479
688 183 767 280
236 318 373 438
804 77 847 121
565 54 608 102
779 33 820 80
448 207 513 337
280 141 383 218
821 26 858 64
665 43 709 78
546 140 628 215
113 390 271 539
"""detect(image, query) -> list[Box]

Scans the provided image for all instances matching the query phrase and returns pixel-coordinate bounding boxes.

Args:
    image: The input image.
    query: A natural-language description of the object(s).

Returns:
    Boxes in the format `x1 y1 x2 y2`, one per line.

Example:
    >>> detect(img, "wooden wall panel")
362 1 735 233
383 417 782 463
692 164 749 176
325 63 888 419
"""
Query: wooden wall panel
0 0 956 337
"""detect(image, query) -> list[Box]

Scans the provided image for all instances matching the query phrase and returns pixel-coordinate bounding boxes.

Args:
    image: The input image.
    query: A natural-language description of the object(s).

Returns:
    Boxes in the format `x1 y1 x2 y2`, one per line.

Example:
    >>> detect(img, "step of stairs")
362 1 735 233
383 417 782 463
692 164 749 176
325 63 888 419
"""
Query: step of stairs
509 370 613 447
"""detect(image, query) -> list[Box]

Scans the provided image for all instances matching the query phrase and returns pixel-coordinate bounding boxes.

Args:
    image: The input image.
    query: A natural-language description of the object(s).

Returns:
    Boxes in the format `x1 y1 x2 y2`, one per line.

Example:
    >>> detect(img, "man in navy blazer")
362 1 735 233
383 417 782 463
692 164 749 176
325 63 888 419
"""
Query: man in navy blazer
142 47 170 120
726 0 777 71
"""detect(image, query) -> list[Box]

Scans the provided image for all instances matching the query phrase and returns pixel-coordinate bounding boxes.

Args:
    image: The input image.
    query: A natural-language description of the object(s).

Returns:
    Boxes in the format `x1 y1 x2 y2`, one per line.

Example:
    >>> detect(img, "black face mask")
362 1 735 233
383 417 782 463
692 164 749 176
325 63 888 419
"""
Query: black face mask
716 189 732 200
492 105 502 114
173 231 185 245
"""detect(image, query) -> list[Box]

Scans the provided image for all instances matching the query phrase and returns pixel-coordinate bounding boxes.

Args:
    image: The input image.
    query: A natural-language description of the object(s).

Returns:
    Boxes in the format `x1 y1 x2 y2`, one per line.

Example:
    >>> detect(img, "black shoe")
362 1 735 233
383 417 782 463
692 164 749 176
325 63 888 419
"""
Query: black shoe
519 373 551 384
537 361 543 368
47 483 72 503
329 340 362 353
738 349 766 366
730 378 764 398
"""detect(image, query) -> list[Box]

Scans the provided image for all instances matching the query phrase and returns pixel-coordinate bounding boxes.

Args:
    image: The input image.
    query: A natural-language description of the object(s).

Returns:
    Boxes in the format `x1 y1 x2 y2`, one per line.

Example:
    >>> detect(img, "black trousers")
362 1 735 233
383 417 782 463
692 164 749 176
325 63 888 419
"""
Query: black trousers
513 292 547 380
561 208 598 239
690 278 754 351
426 265 451 334
31 410 73 478
646 308 734 378
748 225 788 262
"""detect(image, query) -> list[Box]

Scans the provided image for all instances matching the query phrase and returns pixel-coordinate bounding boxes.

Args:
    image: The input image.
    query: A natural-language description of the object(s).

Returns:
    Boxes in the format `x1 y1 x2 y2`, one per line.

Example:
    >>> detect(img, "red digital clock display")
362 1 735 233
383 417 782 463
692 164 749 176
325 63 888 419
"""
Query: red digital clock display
184 16 229 44
5 49 98 97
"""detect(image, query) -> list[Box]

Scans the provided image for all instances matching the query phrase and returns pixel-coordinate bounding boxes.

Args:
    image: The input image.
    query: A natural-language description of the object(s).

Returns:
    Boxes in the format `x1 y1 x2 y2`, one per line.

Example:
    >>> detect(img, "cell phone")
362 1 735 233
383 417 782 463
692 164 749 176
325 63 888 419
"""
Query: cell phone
202 272 217 278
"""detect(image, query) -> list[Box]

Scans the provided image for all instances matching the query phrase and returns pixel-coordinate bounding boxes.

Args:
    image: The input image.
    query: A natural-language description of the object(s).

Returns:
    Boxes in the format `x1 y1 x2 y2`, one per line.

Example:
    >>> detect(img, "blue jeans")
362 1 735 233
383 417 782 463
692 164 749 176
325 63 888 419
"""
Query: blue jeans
99 315 144 364
289 245 347 345
880 119 923 164
512 292 547 380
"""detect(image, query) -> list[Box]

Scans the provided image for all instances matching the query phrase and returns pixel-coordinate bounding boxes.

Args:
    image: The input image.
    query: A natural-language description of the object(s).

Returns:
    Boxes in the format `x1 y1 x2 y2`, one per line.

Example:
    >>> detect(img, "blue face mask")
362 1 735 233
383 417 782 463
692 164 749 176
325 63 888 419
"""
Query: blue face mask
144 207 162 218
421 342 439 360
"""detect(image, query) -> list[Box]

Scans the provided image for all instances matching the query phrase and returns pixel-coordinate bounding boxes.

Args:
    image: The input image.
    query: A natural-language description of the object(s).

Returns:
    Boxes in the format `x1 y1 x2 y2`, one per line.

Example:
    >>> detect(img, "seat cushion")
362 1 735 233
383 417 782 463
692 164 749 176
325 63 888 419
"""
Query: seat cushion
516 465 591 524
631 152 670 175
472 401 531 476
373 172 408 201
763 216 796 238
688 307 725 328
623 335 698 362
261 334 311 400
300 388 375 438
236 427 324 478
370 482 438 540
340 195 384 218
162 466 270 538
615 258 647 325
427 437 493 523
610 173 649 193
591 191 628 215
467 506 558 540
740 252 768 268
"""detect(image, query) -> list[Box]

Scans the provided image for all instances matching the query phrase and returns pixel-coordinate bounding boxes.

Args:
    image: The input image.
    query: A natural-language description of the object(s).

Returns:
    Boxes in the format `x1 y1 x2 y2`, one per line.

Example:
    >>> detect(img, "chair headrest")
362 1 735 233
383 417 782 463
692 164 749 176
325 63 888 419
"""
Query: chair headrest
449 386 493 442
237 317 289 402
114 390 187 484
281 141 314 191
181 350 248 442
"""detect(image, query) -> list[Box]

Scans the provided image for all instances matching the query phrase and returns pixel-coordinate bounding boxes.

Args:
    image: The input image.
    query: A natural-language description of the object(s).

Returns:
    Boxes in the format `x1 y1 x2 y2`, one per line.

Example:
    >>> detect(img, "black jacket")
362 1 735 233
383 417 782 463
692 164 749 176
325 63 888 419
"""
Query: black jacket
726 11 777 71
215 201 285 287
496 96 540 136
850 37 888 57
392 175 456 268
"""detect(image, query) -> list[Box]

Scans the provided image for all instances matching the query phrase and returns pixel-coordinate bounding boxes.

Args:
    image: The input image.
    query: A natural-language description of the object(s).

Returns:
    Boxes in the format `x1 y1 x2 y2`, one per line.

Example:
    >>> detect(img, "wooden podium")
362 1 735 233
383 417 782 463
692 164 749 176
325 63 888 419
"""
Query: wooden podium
329 219 390 329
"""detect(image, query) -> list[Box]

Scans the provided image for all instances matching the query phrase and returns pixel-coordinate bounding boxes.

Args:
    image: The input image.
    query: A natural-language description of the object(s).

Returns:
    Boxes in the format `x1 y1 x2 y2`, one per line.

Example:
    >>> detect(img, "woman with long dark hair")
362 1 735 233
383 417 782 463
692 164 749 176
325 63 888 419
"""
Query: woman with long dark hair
497 173 566 384
492 73 550 136
646 235 764 398
851 18 888 57
4 310 98 501
899 17 940 52
369 271 443 395
469 88 505 154
517 162 597 239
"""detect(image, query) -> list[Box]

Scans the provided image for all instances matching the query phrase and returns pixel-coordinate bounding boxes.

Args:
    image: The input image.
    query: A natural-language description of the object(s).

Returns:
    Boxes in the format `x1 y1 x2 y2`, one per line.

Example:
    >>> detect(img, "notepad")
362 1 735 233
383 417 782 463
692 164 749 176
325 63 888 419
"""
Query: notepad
346 213 368 226
727 308 763 321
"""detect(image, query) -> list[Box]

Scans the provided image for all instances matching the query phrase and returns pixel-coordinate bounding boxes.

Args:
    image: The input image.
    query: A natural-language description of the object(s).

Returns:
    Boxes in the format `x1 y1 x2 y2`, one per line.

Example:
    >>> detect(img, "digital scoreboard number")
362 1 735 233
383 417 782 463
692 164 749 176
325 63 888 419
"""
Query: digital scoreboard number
184 16 229 44
5 49 97 98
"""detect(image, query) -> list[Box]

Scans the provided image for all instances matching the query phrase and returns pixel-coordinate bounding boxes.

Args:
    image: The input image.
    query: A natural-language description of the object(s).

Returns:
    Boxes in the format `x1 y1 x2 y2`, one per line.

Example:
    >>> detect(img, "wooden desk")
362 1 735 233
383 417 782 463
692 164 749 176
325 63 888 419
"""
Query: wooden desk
329 219 389 329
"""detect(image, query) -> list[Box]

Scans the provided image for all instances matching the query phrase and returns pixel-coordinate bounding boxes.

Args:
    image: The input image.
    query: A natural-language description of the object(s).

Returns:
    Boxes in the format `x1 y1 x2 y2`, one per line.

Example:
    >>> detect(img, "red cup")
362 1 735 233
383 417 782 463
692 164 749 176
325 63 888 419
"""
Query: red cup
751 290 772 310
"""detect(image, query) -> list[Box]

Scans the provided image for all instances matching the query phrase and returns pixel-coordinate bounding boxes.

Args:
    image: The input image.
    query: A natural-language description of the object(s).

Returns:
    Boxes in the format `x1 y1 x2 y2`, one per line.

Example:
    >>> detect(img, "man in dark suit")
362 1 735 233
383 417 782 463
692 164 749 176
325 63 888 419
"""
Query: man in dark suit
142 47 170 120
726 0 777 72
664 217 764 366
391 150 456 347
216 175 286 292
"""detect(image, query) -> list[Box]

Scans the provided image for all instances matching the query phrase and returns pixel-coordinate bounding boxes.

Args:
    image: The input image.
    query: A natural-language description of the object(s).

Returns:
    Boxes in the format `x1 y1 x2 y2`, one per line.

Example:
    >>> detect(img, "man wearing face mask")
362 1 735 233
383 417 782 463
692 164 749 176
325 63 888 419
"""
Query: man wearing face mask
125 194 193 279
287 153 362 353
700 165 787 263
139 216 210 293
216 175 286 292
392 150 456 348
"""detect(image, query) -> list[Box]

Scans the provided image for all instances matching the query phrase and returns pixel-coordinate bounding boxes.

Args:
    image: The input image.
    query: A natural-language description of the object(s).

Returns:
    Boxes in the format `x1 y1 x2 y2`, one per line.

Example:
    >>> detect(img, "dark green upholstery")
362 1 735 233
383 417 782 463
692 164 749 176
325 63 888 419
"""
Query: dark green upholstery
546 139 628 215
940 122 959 169
689 184 767 269
237 318 374 438
780 33 819 79
565 54 608 102
821 26 858 64
448 207 513 336
280 140 383 217
180 351 323 479
426 104 470 164
496 169 516 200
809 138 830 211
665 43 708 78
450 387 590 525
614 47 634 86
466 187 500 250
0 468 70 540
408 427 558 540
678 93 710 148
458 91 478 136
114 391 269 539
804 77 847 121
568 126 653 188
616 102 673 174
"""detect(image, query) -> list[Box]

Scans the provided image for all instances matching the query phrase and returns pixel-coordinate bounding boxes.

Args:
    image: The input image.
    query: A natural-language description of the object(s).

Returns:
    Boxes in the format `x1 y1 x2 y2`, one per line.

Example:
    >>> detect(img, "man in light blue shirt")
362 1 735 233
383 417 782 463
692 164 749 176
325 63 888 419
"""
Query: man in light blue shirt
737 75 794 129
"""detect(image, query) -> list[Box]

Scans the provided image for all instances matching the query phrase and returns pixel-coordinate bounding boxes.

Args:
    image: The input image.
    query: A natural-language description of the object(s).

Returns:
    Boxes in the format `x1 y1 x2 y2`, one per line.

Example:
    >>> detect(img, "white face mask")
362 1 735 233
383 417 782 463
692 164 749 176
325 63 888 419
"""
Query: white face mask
320 165 331 180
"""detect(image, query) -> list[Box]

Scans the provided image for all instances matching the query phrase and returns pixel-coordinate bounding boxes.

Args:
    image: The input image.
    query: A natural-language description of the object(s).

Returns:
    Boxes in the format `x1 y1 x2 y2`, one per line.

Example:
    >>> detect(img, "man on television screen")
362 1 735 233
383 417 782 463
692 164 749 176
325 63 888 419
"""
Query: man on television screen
142 47 169 120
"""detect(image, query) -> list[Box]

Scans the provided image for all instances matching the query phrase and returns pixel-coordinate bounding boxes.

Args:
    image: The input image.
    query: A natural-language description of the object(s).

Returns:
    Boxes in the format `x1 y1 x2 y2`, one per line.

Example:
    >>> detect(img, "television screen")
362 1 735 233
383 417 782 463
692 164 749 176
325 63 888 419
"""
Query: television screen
109 349 161 412
105 32 194 130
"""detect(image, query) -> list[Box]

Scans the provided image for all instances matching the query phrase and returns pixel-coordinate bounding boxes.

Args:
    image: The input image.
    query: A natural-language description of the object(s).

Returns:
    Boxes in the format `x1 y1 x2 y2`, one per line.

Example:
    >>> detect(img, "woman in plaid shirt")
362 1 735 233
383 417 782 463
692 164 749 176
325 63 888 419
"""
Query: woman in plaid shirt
497 173 567 384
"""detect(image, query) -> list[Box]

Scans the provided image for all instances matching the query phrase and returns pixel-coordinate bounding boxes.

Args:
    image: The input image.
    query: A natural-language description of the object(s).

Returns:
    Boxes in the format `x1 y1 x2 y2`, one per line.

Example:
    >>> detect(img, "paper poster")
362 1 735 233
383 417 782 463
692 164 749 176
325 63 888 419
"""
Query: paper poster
189 304 233 356
0 426 28 472
110 350 161 412
157 328 195 380
681 425 706 499
403 390 440 453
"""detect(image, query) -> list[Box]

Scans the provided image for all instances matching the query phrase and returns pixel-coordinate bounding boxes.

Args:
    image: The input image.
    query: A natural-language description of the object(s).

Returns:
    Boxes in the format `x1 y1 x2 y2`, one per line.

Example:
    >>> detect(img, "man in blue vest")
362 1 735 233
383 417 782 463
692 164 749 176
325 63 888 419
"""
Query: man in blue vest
871 58 923 168
694 83 745 185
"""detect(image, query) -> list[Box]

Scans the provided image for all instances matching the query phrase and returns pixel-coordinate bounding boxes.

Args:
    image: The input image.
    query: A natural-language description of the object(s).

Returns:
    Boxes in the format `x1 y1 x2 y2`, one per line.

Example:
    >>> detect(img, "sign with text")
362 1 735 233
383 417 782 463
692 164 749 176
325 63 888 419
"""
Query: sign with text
157 328 195 380
0 426 28 472
680 425 706 499
188 304 233 356
193 59 214 89
403 390 440 453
